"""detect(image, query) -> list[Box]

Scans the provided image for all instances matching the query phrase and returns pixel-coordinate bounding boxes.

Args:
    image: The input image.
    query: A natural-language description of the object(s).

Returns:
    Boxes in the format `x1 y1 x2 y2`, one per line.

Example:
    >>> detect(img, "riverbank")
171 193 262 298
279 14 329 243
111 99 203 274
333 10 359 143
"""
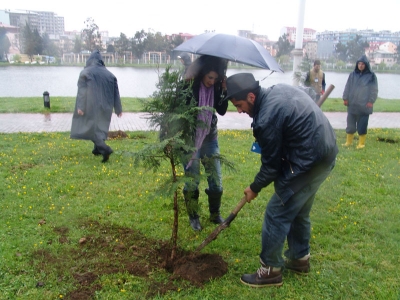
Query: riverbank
1 97 400 113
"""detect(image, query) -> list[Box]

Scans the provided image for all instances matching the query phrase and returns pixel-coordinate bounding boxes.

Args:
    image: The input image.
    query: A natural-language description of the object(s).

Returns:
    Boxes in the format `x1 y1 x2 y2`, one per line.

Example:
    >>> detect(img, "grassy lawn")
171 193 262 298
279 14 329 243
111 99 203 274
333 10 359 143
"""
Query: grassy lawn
1 129 399 299
1 97 400 113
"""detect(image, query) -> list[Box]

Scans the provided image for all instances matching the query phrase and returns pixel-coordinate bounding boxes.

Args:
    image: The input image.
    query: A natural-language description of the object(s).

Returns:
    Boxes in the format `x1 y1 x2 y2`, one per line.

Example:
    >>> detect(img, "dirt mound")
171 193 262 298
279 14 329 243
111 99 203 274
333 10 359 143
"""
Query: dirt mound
107 130 128 139
32 220 228 299
172 253 228 286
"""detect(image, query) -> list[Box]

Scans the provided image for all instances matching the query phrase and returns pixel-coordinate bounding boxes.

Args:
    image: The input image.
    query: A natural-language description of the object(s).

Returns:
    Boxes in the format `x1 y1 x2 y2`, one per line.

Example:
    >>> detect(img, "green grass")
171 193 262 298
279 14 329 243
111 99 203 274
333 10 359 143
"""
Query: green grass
319 97 400 112
0 97 147 113
1 129 399 299
1 97 400 113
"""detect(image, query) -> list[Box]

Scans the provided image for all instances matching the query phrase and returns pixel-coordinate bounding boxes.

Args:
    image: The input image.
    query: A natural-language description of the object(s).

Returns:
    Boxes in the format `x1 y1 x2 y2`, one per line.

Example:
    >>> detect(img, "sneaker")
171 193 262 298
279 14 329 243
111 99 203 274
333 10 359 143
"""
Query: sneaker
285 257 310 275
240 263 282 287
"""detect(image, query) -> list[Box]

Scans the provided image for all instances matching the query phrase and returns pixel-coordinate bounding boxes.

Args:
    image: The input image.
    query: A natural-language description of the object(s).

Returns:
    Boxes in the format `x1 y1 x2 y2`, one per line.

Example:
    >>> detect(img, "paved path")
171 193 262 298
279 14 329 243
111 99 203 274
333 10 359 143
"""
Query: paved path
0 112 399 133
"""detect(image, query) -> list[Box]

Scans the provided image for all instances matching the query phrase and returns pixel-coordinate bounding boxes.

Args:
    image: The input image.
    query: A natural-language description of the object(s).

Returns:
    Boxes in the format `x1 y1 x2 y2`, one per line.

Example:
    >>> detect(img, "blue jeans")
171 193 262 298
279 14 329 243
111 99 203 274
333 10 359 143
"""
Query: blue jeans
184 138 222 193
346 113 370 135
259 160 335 267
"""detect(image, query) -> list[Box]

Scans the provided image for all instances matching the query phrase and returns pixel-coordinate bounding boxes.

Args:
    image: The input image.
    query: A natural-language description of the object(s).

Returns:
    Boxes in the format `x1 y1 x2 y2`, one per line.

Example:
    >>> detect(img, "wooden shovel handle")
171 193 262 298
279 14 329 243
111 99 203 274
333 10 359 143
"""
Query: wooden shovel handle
316 84 335 107
232 196 248 215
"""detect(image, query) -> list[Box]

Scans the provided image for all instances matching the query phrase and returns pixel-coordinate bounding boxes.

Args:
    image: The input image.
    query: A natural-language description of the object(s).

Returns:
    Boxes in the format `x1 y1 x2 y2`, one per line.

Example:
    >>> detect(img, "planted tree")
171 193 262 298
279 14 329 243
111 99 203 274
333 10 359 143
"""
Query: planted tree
130 67 233 261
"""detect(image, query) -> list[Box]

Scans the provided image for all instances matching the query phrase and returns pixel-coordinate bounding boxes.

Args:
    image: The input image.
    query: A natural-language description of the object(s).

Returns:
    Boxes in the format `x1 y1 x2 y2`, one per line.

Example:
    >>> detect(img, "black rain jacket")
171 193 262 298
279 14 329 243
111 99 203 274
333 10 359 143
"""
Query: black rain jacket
342 55 378 115
250 84 338 203
70 50 122 141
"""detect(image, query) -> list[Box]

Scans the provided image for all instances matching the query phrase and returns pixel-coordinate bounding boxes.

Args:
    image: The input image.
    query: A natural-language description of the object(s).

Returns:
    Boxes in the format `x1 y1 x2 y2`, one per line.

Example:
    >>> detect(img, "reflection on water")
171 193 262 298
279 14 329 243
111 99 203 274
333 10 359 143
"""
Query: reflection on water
1 66 399 99
44 113 51 122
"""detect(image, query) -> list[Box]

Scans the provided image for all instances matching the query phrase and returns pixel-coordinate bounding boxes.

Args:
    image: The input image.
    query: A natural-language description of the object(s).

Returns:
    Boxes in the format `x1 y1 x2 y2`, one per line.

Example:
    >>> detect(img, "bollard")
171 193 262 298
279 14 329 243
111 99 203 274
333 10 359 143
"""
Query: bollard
43 91 50 108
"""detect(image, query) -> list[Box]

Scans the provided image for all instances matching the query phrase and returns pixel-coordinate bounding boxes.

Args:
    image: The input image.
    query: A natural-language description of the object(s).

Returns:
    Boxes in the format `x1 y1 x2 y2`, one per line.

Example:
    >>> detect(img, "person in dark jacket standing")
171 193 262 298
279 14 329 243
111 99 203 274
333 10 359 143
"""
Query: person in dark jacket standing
225 73 338 287
342 55 378 149
70 49 122 162
182 55 228 231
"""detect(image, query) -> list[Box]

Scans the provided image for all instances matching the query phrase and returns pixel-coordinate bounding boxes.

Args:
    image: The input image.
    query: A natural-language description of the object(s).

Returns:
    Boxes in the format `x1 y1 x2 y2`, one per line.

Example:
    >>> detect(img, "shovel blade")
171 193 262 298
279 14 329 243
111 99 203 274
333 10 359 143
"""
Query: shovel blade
195 196 248 252
195 221 229 252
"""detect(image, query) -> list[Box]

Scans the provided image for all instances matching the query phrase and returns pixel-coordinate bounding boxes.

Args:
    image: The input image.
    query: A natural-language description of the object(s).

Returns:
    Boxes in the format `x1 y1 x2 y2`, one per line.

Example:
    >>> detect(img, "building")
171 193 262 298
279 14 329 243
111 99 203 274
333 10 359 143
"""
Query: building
6 9 39 31
35 10 65 36
317 29 400 45
316 29 400 59
168 32 194 42
370 50 396 66
367 42 397 67
2 9 64 36
280 27 316 43
304 40 318 60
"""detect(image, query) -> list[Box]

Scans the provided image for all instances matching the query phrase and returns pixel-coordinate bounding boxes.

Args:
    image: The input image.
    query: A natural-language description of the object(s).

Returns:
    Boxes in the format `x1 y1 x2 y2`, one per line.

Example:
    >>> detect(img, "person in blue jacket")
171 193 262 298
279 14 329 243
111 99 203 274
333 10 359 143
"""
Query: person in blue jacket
342 55 378 149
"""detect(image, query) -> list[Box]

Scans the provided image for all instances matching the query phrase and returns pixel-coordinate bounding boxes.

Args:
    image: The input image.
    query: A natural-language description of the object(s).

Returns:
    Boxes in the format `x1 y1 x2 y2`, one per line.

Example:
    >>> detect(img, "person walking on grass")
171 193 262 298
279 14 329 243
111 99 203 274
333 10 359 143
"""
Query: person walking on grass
70 49 122 163
225 73 338 287
342 55 378 149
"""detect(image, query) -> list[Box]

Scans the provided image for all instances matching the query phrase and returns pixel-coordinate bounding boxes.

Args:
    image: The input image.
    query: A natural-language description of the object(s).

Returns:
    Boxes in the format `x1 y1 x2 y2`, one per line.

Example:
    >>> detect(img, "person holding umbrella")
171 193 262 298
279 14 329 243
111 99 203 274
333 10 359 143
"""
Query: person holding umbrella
225 73 338 287
182 55 228 231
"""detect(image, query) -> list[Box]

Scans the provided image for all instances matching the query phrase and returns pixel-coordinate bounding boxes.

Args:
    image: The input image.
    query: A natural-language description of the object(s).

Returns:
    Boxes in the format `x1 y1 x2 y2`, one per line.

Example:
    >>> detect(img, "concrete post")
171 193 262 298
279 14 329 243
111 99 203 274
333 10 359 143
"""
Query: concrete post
292 0 306 86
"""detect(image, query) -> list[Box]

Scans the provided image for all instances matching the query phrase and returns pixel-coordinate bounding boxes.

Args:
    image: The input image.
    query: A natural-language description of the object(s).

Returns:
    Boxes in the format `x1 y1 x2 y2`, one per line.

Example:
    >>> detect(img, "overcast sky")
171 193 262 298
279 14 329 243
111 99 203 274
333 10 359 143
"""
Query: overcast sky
7 0 400 40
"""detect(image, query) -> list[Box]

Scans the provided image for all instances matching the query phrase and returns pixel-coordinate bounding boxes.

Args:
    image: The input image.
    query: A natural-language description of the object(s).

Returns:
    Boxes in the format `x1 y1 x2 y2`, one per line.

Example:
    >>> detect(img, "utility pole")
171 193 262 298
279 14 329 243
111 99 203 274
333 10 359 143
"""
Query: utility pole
292 0 306 86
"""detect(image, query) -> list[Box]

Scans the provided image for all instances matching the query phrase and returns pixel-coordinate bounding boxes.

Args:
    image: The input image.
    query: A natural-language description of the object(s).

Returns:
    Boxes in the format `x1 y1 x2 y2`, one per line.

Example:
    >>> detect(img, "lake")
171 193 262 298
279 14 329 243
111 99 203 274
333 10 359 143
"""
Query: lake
1 66 399 99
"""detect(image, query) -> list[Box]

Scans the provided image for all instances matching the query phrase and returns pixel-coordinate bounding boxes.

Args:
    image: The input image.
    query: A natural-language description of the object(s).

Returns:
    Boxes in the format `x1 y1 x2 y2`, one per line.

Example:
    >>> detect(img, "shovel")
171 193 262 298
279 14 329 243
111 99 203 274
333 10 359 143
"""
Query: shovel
195 196 248 252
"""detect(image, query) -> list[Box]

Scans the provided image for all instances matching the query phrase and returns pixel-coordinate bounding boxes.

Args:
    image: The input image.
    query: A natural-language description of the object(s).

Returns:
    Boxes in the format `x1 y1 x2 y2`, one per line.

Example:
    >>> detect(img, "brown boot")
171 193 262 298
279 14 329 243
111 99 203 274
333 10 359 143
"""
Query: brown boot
285 256 310 275
240 261 282 287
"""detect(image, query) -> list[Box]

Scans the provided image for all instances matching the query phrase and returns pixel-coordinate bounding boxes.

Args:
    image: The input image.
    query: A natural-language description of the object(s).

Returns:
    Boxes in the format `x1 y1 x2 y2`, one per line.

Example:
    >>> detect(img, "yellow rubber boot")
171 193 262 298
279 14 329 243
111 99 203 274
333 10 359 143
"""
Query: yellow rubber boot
342 133 354 147
356 134 367 149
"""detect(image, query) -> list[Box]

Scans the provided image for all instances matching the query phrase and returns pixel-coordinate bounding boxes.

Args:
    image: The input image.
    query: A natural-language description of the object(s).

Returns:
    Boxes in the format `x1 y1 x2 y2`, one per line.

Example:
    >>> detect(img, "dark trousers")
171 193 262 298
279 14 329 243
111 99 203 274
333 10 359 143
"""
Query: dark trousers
259 160 335 267
346 113 370 135
92 138 112 155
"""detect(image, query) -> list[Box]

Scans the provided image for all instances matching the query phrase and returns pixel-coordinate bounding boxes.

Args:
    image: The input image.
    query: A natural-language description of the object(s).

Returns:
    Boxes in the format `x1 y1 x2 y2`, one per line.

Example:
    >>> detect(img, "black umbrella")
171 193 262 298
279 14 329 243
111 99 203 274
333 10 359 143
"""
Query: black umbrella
174 32 283 72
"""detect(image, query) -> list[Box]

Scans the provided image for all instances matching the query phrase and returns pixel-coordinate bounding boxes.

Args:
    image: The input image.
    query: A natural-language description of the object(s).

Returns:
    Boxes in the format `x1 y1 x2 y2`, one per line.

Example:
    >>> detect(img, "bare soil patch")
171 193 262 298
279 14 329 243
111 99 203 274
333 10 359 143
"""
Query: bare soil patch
32 220 227 299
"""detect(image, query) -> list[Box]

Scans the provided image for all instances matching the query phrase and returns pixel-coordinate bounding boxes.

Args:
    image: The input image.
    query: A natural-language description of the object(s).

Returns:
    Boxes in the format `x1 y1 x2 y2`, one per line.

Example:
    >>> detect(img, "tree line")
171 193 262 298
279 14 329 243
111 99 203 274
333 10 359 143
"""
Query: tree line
1 17 399 64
